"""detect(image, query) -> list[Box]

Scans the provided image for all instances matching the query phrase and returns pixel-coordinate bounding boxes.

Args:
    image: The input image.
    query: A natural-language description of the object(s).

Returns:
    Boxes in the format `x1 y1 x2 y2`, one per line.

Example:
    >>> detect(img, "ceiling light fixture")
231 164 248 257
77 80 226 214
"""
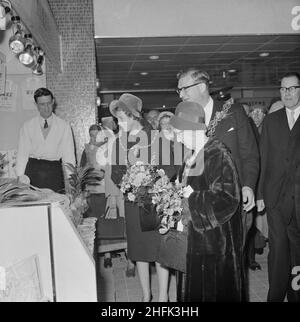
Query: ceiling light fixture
134 82 140 86
32 48 44 76
0 0 11 30
9 16 26 54
228 69 237 73
149 55 159 60
0 1 10 17
140 72 148 75
259 52 269 57
19 34 35 66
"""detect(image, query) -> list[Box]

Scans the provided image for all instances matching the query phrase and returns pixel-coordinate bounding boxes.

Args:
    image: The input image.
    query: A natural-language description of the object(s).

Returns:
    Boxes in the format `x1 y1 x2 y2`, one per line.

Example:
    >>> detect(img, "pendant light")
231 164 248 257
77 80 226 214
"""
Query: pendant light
8 16 26 54
19 34 35 65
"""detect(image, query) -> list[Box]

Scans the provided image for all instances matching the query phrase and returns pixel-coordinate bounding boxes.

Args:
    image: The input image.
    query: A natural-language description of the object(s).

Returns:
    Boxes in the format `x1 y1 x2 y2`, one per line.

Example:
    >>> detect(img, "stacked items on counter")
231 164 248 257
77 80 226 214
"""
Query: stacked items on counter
77 217 97 255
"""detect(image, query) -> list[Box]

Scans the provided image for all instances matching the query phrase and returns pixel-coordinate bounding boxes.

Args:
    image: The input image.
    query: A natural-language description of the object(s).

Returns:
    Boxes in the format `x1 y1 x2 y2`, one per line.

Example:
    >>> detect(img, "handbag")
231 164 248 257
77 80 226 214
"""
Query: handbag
139 202 161 232
158 229 188 273
97 216 126 240
85 193 126 240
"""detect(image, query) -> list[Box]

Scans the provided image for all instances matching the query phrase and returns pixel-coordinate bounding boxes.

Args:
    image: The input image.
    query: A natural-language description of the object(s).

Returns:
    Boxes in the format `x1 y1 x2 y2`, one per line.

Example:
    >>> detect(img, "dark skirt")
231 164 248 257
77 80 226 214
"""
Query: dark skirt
125 201 161 262
25 158 64 193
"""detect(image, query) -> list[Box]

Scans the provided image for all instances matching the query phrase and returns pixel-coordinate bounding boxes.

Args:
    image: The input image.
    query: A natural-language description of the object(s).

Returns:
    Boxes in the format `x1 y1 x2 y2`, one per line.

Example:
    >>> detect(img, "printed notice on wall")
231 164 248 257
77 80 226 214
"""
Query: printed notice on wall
0 51 6 95
21 76 46 110
0 79 17 112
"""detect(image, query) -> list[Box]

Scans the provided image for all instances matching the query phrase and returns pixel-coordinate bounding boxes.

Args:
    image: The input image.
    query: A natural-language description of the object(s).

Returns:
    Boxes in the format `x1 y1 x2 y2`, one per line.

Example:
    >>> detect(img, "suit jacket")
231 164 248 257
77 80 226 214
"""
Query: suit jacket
257 108 300 222
210 99 259 191
296 161 300 230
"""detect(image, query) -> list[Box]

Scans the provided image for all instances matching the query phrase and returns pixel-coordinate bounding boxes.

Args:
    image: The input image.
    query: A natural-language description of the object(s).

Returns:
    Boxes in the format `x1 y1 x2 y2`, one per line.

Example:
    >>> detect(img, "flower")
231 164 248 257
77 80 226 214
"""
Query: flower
120 162 159 206
150 170 185 234
128 192 136 202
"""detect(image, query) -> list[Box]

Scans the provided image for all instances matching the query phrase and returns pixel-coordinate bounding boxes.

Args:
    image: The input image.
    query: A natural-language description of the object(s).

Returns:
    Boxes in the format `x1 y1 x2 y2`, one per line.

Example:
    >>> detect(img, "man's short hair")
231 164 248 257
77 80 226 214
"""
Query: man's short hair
176 68 211 87
89 124 100 132
34 87 54 103
281 72 300 84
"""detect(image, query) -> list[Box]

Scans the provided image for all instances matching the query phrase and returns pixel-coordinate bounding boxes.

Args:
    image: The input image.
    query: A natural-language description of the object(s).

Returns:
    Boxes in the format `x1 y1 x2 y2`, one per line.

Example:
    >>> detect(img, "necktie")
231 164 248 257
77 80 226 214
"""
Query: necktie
289 110 295 130
44 119 48 129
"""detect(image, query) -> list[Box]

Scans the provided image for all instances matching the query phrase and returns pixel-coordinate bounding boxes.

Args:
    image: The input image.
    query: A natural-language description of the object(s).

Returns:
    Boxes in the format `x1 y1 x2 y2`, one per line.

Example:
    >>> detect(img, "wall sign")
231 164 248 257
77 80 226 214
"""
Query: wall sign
0 79 17 112
0 51 6 95
21 76 46 111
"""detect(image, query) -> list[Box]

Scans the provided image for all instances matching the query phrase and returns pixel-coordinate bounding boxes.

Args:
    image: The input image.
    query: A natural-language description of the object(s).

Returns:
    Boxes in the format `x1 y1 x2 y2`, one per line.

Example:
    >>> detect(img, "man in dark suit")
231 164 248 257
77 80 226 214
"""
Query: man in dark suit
176 68 259 233
257 71 300 302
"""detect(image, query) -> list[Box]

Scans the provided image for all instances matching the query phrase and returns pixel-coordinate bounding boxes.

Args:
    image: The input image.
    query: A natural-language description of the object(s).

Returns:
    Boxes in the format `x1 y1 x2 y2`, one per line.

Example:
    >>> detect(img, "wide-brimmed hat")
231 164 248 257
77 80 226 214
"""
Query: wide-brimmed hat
109 93 142 118
169 101 206 131
158 111 174 123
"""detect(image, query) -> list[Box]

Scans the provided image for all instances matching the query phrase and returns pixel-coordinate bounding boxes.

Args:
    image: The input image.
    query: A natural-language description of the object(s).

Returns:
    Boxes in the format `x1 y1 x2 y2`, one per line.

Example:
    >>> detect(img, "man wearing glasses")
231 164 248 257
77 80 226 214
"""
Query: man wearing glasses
257 72 300 302
16 87 75 193
176 68 259 220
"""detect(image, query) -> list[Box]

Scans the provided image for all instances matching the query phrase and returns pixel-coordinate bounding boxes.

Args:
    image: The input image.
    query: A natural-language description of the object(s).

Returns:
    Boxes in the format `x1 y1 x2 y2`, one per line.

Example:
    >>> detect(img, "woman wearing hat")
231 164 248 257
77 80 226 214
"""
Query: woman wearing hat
168 101 244 301
157 111 175 141
109 93 170 302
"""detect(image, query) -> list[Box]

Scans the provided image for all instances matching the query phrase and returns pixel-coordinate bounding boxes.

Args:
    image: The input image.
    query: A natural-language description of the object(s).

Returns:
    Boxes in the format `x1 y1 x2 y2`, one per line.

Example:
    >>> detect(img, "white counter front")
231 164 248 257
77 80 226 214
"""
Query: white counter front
0 200 97 302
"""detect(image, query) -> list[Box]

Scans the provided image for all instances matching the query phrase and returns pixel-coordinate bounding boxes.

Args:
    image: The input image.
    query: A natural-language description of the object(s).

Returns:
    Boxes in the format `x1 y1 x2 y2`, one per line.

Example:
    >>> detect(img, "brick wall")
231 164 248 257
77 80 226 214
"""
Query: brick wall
46 0 96 162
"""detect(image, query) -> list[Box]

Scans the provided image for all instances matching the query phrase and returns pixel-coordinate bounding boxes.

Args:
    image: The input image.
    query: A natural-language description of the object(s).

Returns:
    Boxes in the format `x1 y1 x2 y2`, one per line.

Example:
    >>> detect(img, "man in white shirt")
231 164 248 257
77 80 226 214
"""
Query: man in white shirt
16 87 75 193
257 72 300 302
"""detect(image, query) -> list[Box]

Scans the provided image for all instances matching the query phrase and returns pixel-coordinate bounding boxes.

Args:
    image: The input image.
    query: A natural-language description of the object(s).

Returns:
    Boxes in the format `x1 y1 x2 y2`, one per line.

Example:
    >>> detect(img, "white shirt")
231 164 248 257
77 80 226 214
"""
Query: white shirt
16 113 76 176
286 105 300 130
203 96 214 126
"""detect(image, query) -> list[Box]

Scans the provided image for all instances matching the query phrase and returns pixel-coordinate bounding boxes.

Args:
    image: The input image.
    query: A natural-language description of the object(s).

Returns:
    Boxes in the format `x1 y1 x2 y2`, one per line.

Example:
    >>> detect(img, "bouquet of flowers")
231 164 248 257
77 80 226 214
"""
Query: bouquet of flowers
149 169 185 234
120 161 159 206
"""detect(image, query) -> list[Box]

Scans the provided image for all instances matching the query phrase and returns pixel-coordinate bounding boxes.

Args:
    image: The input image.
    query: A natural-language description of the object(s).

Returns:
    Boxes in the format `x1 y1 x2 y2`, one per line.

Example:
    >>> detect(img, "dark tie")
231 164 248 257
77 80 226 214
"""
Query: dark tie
44 119 48 129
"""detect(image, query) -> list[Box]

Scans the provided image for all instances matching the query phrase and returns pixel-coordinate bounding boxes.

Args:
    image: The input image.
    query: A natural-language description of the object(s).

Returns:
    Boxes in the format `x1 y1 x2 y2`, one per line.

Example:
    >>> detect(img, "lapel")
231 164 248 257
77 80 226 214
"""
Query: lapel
271 108 291 145
277 108 295 136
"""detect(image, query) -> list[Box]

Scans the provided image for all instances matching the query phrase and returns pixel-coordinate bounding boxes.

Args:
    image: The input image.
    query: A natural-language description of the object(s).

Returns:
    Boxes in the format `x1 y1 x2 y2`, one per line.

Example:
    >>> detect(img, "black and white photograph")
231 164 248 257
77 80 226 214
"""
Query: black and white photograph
0 0 299 306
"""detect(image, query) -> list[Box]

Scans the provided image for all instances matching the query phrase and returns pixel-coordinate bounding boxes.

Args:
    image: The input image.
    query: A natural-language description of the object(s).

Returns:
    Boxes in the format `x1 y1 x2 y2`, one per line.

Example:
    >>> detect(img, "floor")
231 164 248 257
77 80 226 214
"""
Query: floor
97 246 269 302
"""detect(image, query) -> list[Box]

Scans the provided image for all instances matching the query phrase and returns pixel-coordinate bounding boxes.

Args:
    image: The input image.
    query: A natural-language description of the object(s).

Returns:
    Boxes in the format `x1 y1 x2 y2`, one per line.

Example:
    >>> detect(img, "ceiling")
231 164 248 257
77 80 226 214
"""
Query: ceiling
95 34 300 93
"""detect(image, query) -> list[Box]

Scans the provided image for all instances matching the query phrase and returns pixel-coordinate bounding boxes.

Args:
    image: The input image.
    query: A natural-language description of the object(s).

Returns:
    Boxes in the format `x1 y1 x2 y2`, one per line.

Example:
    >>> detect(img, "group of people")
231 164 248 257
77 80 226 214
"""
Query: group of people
15 68 300 302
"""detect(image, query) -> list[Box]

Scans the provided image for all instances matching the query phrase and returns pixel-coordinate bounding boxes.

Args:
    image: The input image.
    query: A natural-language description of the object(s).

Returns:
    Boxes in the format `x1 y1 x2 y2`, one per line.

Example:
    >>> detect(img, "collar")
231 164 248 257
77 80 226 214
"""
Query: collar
286 105 300 120
39 113 54 128
203 96 213 110
203 96 214 126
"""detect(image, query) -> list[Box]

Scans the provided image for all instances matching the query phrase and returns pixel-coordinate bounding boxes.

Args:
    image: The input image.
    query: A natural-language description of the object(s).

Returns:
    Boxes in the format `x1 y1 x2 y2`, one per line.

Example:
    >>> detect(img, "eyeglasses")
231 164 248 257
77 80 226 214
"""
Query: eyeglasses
279 86 300 94
176 82 203 95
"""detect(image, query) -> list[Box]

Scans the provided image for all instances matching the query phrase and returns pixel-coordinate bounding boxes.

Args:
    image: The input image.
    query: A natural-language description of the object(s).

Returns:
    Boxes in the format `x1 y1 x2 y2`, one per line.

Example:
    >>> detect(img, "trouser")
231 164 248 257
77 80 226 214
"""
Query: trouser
245 208 267 264
241 209 253 301
242 210 253 249
267 207 300 302
25 158 64 193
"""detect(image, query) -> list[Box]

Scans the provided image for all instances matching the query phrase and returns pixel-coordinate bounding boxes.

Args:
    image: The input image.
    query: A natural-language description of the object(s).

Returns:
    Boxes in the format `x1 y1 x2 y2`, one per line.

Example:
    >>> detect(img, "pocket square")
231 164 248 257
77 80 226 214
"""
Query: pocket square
227 127 234 132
